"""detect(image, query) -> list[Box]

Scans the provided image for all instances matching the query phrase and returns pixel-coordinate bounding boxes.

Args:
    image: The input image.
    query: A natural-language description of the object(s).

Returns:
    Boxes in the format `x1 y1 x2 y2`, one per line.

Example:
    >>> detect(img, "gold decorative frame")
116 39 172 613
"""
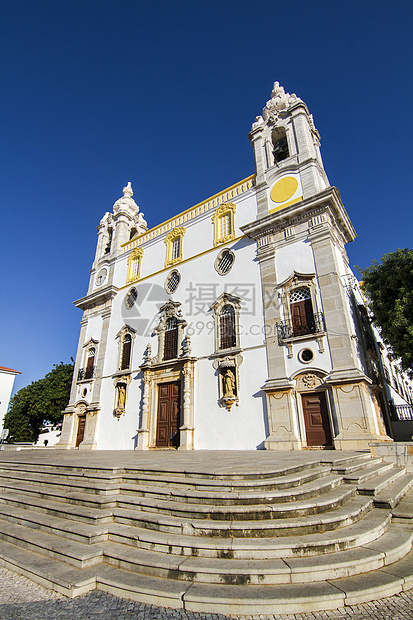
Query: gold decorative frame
164 227 186 268
126 247 144 283
212 202 236 247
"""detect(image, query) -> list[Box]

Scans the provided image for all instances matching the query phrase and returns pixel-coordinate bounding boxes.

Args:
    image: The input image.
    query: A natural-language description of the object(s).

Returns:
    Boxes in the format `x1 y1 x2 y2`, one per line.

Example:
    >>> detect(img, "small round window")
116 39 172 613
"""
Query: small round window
165 270 181 294
215 249 235 275
124 287 137 309
298 348 315 364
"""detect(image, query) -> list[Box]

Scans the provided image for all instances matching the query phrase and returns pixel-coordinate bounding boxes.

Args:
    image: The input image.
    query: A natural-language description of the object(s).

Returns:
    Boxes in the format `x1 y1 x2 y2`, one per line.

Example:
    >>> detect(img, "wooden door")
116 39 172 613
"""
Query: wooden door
291 299 315 336
156 381 181 447
75 415 86 448
301 392 332 447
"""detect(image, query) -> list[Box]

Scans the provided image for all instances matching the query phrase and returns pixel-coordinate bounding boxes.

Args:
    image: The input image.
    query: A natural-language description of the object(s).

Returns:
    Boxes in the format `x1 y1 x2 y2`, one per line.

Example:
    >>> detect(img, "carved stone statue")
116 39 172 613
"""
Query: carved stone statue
223 369 236 397
116 383 126 410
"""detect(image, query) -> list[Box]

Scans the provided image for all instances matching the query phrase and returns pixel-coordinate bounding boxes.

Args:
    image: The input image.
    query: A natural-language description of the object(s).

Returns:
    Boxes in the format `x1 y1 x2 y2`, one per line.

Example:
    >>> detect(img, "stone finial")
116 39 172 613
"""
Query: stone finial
123 182 133 198
262 81 302 122
143 343 152 364
182 335 192 356
112 182 140 215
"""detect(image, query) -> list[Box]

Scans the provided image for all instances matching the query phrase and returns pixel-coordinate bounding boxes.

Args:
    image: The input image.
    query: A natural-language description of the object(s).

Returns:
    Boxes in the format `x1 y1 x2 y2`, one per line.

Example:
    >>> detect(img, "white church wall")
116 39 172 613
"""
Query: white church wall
275 240 316 284
193 348 268 450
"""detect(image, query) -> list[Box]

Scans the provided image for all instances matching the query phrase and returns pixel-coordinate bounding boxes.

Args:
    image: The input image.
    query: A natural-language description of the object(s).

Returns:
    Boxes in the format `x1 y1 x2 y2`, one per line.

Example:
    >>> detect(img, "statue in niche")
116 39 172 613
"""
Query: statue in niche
116 383 126 410
223 369 236 397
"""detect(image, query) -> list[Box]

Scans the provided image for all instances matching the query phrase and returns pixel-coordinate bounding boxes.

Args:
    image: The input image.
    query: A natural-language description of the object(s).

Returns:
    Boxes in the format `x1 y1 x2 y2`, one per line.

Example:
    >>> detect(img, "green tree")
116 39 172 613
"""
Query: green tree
3 362 74 443
359 248 413 376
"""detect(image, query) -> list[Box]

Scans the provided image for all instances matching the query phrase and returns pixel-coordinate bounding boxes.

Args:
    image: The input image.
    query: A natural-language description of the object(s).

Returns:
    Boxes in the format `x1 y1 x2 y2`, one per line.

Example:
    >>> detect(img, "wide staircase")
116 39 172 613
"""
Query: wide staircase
0 450 412 615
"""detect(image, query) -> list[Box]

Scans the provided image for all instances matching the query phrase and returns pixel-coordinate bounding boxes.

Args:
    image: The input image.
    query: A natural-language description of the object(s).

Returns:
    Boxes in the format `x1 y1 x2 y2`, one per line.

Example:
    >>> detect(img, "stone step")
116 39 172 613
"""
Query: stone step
100 522 412 584
0 518 104 568
0 482 118 508
119 470 338 506
121 465 332 493
392 486 413 522
373 473 413 509
129 509 391 558
0 491 114 524
181 570 404 615
0 537 99 597
125 458 325 481
332 456 383 475
0 531 412 615
0 461 124 477
116 481 355 521
343 461 395 484
0 504 109 544
357 466 407 496
0 463 124 483
0 471 121 495
113 495 373 538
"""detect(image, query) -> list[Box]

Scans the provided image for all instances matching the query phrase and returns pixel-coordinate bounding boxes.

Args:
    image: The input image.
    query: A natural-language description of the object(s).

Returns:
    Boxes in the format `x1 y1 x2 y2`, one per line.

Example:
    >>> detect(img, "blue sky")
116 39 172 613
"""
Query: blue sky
1 0 412 395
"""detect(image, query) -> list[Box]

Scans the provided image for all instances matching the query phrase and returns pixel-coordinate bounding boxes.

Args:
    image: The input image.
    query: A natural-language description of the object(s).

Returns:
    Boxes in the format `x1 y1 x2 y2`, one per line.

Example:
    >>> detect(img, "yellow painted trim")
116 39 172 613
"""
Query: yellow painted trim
121 175 255 252
269 196 303 214
126 247 144 284
212 202 237 247
118 235 246 291
164 227 186 268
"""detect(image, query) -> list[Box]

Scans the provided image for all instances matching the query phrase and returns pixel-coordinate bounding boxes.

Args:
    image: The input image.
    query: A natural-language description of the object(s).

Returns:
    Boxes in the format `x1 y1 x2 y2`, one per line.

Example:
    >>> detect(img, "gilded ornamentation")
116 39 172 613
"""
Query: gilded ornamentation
212 202 237 247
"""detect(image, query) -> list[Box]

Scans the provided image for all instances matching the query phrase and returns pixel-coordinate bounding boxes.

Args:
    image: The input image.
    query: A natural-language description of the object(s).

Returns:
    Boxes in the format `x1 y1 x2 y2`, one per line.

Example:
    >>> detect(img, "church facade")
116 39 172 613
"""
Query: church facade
57 83 404 452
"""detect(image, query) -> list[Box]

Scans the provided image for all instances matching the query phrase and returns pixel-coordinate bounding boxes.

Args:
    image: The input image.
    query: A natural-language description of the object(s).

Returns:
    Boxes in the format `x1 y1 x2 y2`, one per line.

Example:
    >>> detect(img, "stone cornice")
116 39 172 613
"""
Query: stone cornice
74 285 119 311
241 187 356 245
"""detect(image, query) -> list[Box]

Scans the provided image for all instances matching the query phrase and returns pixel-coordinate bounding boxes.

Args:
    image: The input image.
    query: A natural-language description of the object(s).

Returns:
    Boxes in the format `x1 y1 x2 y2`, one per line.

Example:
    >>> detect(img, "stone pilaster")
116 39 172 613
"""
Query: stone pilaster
91 308 112 404
257 238 301 449
68 316 88 407
179 361 195 450
264 388 302 450
136 369 151 450
54 410 76 450
311 229 391 449
78 409 99 450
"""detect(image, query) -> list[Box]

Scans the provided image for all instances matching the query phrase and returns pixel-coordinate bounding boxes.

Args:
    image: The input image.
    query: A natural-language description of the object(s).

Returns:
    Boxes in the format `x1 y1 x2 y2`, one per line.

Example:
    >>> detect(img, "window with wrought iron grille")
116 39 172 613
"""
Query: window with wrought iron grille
165 270 181 294
124 288 137 309
215 249 235 275
219 305 236 349
85 348 95 379
164 317 178 360
120 334 132 370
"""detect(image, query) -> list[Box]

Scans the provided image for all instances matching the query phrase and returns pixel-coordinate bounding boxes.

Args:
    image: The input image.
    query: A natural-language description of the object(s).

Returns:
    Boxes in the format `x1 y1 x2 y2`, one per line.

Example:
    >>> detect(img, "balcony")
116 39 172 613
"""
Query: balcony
390 404 413 421
77 366 95 381
277 312 326 344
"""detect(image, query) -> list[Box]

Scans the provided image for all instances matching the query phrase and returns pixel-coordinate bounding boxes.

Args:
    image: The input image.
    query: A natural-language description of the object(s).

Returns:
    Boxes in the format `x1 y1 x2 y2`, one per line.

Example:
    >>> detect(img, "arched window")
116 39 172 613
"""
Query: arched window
126 248 144 283
120 334 132 370
219 305 236 350
164 317 178 360
104 228 113 254
212 203 236 247
85 348 95 379
272 127 289 164
165 227 186 268
289 287 315 336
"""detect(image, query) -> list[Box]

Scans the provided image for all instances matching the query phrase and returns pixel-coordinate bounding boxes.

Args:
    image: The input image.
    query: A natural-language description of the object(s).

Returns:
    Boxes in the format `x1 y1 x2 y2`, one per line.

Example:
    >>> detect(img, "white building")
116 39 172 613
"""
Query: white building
57 82 412 452
0 366 21 431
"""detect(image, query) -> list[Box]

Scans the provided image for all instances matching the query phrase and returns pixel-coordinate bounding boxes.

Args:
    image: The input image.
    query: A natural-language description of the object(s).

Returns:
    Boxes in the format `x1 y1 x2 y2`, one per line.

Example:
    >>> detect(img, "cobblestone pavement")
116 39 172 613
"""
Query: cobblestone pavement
1 568 413 620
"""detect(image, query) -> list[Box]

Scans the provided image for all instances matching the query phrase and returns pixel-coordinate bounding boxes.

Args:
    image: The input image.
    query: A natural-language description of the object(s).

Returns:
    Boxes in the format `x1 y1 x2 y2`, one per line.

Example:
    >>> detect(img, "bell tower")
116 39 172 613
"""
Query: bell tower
243 83 392 451
249 82 329 219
